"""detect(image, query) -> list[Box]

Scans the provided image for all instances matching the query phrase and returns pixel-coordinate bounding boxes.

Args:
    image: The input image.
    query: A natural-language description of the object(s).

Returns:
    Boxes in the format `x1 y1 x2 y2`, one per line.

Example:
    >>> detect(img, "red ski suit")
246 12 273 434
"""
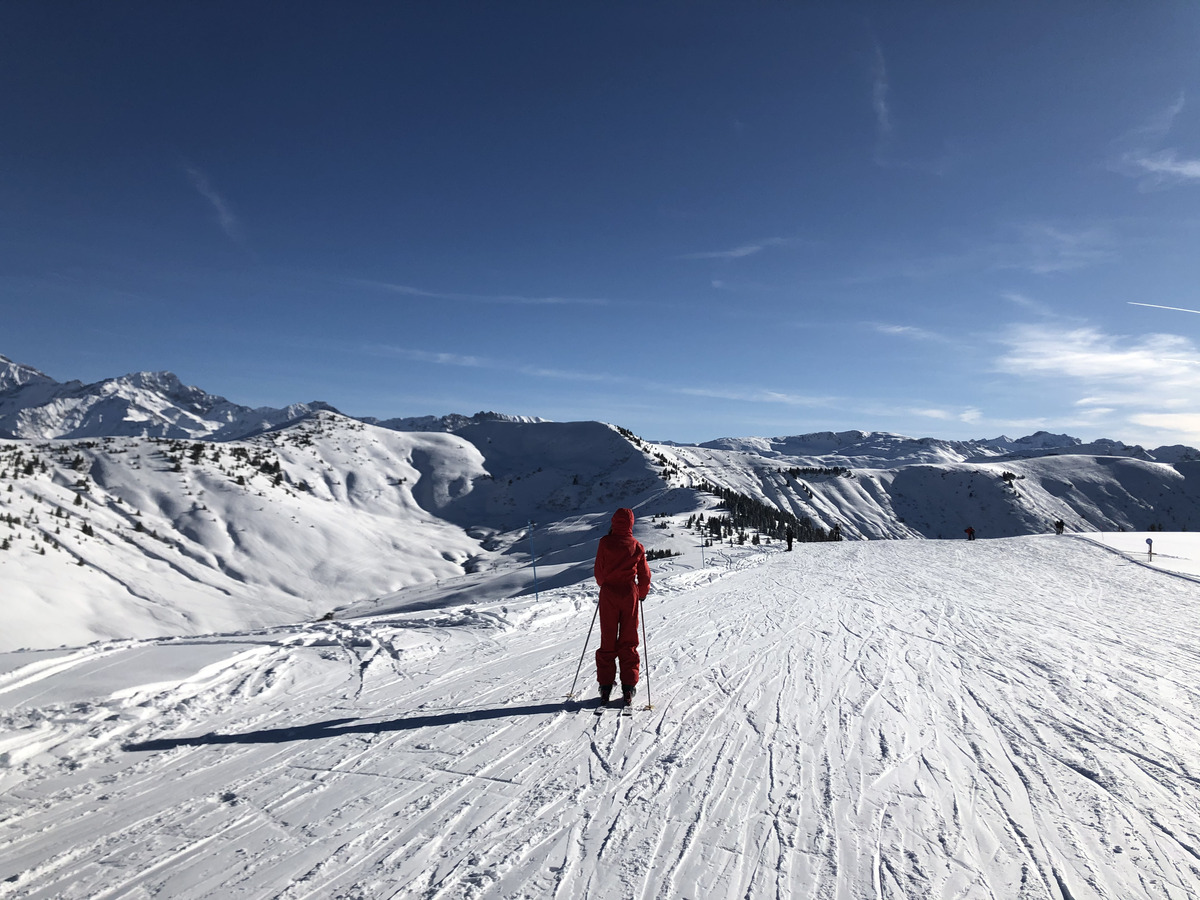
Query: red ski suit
594 508 651 688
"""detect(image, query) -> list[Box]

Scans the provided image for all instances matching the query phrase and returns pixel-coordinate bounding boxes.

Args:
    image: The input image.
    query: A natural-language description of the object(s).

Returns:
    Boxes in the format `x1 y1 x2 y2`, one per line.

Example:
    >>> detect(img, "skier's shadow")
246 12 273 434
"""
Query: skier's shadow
122 701 588 752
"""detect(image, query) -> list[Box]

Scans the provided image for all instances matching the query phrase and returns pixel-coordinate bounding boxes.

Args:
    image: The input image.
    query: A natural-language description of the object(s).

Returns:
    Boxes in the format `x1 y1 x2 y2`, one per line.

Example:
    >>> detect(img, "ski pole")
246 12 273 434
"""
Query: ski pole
566 601 599 700
640 599 652 710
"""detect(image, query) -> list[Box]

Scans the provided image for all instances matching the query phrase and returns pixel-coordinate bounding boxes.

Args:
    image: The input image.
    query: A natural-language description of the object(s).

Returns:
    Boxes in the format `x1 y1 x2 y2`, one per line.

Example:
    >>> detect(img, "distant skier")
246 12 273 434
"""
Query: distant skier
594 508 651 707
785 527 794 551
1054 519 1065 535
965 526 976 541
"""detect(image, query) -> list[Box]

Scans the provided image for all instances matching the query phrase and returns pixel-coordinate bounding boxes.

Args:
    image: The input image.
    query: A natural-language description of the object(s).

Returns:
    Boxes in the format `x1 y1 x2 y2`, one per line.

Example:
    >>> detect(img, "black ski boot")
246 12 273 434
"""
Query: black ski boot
621 684 637 708
598 683 614 704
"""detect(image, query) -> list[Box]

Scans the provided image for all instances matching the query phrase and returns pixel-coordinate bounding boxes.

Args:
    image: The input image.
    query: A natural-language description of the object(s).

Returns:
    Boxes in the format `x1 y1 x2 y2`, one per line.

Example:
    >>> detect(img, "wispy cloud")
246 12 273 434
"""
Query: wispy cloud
871 40 892 161
678 237 793 261
1110 95 1200 189
184 165 243 244
370 347 490 368
355 280 609 306
873 323 947 342
710 279 775 292
997 325 1200 383
1133 94 1185 144
840 221 1114 287
366 345 617 382
996 323 1200 444
364 343 839 408
1002 292 1060 318
998 222 1116 275
1129 412 1200 441
1123 150 1200 183
865 39 954 176
909 406 982 424
674 386 837 407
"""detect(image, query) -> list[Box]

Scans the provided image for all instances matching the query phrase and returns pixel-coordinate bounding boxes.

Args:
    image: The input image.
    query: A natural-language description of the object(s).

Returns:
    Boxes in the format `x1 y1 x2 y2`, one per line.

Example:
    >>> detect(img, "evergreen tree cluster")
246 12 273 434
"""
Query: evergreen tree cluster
613 425 645 449
651 452 680 482
694 480 832 543
0 449 91 558
781 466 852 479
614 425 684 483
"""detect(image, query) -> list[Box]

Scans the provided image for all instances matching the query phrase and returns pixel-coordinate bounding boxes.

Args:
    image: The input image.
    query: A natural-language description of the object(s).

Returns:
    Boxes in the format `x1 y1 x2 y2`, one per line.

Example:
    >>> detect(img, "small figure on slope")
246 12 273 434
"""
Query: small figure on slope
965 526 976 541
594 508 651 707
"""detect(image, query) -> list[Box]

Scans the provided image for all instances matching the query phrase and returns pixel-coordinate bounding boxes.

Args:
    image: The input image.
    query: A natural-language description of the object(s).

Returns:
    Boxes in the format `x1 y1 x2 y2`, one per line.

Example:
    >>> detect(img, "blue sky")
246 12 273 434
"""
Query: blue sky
4 3 1200 446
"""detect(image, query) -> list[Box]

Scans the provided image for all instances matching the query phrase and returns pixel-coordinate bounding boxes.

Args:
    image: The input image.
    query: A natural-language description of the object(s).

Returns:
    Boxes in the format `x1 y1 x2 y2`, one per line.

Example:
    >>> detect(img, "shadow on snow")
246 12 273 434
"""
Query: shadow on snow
122 699 593 752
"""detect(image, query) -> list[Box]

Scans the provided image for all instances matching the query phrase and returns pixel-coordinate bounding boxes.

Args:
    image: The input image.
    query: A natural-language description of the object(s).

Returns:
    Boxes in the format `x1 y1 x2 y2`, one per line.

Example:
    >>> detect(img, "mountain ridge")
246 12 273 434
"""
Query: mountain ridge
2 353 1192 460
0 355 546 442
4 406 1200 652
5 352 1200 653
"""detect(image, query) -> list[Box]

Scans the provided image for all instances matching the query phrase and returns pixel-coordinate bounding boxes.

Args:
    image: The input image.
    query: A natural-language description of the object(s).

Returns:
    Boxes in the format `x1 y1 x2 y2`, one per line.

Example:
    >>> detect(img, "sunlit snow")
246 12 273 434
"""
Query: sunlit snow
2 535 1199 898
3 357 1200 897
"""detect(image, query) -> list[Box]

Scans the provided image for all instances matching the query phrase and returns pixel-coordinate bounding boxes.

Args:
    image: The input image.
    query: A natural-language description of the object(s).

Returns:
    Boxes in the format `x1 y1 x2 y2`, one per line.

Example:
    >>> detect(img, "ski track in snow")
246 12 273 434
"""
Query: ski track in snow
2 537 1200 898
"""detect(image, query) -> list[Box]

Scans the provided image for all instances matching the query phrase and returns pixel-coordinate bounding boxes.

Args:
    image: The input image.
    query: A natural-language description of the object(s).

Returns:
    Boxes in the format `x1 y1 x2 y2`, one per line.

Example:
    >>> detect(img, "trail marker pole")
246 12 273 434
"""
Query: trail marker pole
528 521 540 601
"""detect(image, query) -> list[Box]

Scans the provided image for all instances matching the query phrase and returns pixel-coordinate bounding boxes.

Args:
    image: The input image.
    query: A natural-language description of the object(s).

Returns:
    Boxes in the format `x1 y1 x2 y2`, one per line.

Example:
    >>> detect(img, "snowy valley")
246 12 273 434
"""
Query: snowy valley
2 354 1200 898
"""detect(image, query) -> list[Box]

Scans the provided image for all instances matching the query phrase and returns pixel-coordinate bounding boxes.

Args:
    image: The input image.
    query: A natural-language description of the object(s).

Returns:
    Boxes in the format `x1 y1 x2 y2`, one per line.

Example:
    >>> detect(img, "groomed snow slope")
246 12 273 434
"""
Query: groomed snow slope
3 536 1199 899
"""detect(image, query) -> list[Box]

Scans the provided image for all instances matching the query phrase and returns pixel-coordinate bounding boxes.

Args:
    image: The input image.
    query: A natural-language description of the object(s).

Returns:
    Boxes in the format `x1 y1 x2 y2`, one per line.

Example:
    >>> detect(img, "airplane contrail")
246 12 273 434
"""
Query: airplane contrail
1129 301 1200 314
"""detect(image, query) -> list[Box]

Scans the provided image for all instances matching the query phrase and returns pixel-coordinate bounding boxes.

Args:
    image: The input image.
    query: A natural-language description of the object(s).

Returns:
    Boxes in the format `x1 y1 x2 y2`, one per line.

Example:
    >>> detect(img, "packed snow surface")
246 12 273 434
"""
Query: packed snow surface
3 534 1199 899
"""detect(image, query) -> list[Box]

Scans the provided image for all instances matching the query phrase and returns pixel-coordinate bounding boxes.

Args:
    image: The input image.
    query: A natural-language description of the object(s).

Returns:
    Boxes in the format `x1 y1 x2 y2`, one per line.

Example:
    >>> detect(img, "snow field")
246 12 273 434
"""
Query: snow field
1 536 1199 898
0 418 683 653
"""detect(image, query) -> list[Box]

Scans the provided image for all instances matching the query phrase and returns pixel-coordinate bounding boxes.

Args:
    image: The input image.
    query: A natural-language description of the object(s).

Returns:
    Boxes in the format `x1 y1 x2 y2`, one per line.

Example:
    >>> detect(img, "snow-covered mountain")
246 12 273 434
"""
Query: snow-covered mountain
0 356 547 442
0 354 55 392
0 411 674 650
0 355 337 441
698 429 1162 467
5 350 1200 652
4 405 1200 651
361 410 549 431
648 434 1200 540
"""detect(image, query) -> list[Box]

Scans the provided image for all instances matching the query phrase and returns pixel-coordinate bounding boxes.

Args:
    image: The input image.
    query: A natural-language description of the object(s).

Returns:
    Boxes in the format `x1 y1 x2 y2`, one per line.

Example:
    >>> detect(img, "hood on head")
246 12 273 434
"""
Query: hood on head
610 508 634 534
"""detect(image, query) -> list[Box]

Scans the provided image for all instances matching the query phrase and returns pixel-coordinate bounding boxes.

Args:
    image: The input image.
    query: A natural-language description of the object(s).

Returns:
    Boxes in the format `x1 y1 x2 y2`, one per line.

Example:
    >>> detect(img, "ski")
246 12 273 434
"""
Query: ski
590 699 635 717
565 695 608 714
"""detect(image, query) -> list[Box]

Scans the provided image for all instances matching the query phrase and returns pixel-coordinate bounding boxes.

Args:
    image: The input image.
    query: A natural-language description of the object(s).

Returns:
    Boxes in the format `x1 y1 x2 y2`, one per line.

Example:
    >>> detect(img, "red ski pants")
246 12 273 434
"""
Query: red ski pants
595 586 640 687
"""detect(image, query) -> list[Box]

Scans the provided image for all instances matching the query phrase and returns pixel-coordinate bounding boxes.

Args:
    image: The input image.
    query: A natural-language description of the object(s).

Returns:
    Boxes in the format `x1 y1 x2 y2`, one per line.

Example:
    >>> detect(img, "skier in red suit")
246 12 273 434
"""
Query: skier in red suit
594 508 651 706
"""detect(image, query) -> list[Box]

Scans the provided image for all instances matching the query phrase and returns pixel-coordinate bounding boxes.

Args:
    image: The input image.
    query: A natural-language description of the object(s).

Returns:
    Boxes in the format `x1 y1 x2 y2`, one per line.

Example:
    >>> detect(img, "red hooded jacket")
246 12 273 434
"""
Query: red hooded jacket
594 508 650 601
